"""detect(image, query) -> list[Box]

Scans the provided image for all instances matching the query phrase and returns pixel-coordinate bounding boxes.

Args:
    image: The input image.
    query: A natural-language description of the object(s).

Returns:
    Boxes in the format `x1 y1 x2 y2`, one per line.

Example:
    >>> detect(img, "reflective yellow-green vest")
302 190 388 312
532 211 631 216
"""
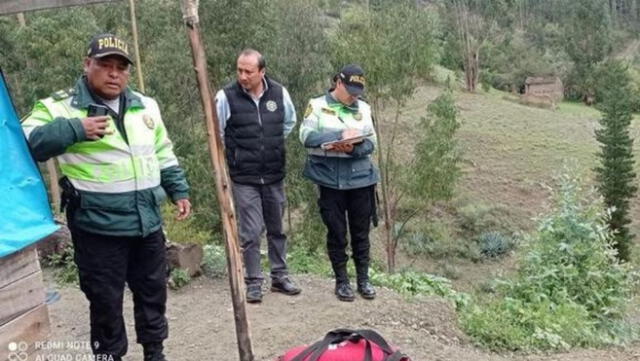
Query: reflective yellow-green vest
299 92 379 190
22 79 188 236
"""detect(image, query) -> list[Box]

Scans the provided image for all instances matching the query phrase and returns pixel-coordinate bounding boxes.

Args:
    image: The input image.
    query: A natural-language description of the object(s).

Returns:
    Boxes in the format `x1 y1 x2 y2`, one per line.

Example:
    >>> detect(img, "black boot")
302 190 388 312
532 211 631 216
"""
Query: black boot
335 282 355 302
143 342 167 361
356 262 376 300
357 280 376 299
332 264 354 301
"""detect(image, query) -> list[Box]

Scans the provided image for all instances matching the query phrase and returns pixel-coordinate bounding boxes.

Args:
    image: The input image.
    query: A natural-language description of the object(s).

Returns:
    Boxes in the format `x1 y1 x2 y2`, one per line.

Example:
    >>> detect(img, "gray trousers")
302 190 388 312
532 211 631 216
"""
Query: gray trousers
232 180 288 286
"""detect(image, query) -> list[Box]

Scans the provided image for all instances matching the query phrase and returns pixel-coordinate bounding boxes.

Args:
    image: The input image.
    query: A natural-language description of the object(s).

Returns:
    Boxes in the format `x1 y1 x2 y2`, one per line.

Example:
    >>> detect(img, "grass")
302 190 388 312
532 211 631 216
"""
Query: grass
395 84 640 234
371 80 640 294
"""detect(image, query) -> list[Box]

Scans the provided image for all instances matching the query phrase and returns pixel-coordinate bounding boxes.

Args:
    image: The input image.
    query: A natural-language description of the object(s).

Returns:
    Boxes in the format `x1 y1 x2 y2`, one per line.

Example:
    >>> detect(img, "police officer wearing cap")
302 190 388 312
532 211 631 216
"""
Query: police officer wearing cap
22 34 190 361
300 64 379 302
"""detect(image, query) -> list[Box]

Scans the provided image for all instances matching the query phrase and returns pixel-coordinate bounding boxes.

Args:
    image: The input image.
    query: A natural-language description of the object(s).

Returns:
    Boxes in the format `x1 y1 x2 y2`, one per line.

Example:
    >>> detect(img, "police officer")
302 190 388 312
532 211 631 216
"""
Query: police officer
22 34 190 361
215 49 300 303
300 64 378 302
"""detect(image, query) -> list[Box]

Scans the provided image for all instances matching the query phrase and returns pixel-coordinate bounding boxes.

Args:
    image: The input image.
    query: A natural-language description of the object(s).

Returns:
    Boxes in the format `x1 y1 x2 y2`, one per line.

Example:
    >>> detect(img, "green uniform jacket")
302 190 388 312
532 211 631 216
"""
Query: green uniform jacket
22 78 189 237
299 92 379 190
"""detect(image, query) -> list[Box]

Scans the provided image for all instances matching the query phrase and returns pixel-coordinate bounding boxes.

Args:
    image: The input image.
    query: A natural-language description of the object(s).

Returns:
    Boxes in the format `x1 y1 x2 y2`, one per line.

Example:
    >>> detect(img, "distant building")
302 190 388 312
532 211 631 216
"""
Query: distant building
524 76 564 102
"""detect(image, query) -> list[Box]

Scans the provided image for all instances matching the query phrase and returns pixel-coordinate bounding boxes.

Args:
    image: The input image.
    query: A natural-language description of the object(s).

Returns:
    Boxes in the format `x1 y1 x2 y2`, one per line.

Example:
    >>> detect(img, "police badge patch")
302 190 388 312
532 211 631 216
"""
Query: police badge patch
143 115 155 129
266 100 278 112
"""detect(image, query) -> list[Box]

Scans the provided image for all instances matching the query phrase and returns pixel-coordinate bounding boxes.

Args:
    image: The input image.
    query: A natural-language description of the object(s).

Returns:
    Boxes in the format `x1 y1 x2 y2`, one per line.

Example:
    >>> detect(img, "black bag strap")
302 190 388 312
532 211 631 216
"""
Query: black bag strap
353 329 411 361
290 329 355 361
289 339 326 361
353 329 394 354
289 328 409 361
363 338 373 361
385 351 410 361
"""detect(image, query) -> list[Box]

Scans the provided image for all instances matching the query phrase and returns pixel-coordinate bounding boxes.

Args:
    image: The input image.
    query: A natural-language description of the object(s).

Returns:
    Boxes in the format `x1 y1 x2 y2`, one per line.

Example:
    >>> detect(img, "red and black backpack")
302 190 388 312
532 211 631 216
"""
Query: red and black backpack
279 328 411 361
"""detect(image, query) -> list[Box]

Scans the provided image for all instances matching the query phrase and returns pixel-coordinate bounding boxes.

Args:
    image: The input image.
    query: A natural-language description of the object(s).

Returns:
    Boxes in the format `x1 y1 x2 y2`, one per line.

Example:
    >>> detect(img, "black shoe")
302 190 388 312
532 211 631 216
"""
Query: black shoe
271 276 302 295
143 342 167 361
335 282 355 302
246 284 263 303
357 281 376 300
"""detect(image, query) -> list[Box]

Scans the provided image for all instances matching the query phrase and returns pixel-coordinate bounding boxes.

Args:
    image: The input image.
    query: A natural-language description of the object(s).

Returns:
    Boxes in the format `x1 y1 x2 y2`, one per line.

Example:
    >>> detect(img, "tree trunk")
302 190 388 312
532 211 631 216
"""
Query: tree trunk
128 0 145 93
463 46 481 93
372 99 397 274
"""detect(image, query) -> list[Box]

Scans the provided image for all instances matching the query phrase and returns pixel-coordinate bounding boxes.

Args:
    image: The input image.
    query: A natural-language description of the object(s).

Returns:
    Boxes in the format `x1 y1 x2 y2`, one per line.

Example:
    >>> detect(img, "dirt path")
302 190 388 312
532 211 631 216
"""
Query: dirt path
43 272 640 361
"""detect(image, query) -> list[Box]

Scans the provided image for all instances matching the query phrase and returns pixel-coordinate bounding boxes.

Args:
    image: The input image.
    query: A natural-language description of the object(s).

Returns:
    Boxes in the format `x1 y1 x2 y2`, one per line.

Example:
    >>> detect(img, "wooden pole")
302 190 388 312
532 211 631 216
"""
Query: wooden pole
179 1 254 361
127 0 145 92
46 160 60 213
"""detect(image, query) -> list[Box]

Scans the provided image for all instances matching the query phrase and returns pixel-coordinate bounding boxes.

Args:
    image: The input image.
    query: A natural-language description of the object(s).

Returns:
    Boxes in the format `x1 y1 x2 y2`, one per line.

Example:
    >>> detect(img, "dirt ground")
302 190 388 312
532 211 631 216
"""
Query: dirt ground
43 271 640 361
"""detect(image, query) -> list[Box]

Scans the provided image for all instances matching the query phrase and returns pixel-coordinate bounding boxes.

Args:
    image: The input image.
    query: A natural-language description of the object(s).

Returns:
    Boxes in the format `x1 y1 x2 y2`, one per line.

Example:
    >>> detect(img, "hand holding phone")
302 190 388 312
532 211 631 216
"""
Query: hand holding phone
82 104 112 140
87 104 109 117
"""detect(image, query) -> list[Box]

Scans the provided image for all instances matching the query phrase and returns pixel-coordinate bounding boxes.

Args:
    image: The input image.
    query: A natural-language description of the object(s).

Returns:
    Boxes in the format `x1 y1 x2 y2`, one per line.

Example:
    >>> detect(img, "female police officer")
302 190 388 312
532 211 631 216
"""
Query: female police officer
299 64 379 302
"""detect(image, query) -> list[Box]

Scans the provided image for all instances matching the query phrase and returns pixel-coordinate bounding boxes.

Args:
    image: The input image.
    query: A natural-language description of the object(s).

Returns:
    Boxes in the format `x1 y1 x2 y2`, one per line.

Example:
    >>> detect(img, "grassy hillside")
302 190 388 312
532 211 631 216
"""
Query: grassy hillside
375 76 640 287
405 81 640 229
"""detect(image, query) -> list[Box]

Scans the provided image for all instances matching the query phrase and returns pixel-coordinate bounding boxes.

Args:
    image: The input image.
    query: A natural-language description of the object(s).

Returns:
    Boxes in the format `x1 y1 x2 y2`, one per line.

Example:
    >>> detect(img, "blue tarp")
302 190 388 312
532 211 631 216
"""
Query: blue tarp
0 69 59 258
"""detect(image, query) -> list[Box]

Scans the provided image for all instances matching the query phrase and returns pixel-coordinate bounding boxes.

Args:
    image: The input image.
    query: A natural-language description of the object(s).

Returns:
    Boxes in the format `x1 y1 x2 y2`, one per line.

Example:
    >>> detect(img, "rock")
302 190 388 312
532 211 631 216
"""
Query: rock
37 222 72 260
166 242 203 277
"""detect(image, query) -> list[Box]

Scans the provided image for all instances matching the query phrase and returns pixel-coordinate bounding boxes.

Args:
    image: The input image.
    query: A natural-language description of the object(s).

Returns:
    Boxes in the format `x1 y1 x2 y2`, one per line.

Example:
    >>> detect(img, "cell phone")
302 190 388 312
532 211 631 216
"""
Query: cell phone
87 103 109 117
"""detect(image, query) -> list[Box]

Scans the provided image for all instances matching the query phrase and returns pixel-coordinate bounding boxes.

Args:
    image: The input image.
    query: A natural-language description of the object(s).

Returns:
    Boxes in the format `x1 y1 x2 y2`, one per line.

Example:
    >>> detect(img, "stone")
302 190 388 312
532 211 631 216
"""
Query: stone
166 242 203 277
36 222 71 261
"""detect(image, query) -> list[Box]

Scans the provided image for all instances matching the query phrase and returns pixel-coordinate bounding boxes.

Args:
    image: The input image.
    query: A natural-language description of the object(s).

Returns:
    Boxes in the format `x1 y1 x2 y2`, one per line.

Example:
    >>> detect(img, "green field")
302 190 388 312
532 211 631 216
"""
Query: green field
374 79 640 288
412 82 640 229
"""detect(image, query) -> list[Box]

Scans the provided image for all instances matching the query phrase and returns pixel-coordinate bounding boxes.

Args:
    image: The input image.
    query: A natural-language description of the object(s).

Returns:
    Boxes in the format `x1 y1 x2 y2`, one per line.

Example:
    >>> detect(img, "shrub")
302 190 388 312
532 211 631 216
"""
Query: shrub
169 268 191 290
460 173 637 351
402 221 481 261
202 244 227 278
477 231 514 258
161 203 214 245
455 202 513 238
43 243 79 286
287 246 332 277
403 231 432 256
370 268 470 309
289 203 327 254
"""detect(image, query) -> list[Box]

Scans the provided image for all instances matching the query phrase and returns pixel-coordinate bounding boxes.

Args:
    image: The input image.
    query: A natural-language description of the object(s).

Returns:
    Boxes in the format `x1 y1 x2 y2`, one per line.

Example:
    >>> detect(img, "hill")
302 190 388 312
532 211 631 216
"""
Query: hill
366 78 640 300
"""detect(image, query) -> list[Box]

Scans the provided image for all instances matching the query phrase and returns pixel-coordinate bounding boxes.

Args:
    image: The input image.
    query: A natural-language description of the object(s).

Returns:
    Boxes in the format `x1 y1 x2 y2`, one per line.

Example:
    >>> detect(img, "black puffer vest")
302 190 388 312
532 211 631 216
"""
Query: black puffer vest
223 77 286 185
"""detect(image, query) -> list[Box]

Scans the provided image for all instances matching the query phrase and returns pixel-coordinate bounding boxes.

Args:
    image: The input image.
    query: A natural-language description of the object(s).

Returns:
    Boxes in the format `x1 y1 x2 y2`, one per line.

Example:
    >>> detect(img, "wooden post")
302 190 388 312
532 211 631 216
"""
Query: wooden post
179 1 254 361
127 0 145 92
46 160 60 213
0 246 50 361
0 0 123 16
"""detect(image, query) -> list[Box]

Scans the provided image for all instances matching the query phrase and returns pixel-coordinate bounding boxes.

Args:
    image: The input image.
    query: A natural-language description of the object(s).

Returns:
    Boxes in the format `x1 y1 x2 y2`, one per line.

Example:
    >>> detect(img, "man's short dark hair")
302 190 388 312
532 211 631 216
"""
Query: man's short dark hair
239 49 265 70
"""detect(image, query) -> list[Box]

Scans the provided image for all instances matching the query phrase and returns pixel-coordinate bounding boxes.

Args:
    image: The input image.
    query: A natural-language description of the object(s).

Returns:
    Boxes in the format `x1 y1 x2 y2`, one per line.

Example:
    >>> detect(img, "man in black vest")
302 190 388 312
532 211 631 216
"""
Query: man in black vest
215 49 300 303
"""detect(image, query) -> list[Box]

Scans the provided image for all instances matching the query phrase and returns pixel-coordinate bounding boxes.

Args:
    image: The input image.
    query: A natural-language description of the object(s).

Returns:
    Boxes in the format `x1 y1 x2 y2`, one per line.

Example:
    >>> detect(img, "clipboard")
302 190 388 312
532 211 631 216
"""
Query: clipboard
321 132 373 150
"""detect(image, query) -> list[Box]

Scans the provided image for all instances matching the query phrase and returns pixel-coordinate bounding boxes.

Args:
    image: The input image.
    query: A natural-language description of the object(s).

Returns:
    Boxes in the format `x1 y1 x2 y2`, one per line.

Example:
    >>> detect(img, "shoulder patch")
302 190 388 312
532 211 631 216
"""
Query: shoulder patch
50 87 75 101
321 107 336 116
304 103 313 118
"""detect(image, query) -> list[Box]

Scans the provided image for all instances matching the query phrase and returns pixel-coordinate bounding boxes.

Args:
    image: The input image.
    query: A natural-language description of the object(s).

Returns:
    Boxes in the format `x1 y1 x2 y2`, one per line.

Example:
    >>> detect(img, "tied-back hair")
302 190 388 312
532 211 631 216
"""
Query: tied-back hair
330 72 342 91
